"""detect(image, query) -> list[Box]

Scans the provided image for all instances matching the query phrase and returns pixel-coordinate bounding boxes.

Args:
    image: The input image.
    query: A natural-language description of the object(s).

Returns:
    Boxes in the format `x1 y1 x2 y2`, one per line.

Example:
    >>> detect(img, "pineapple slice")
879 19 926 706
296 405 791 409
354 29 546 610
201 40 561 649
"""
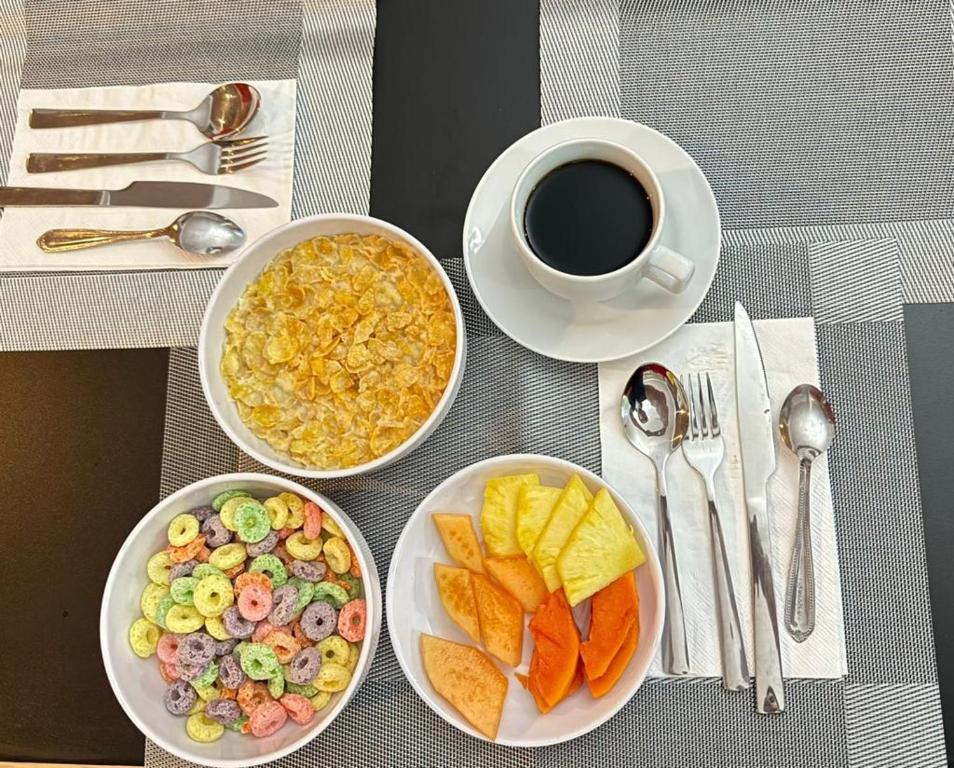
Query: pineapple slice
434 563 481 642
531 475 593 592
557 488 646 607
516 484 562 556
433 513 485 573
480 473 539 557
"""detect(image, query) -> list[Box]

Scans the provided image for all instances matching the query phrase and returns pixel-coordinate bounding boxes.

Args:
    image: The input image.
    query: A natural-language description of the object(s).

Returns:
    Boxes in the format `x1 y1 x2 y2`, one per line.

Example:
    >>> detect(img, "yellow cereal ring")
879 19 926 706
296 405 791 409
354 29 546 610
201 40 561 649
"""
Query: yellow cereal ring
345 642 360 673
323 537 352 574
321 512 345 539
193 575 235 617
209 542 247 570
165 604 205 633
168 513 200 546
205 615 232 641
186 712 224 743
128 617 161 658
279 492 305 528
188 698 206 715
264 497 289 530
220 496 250 531
310 690 332 711
314 662 351 693
286 531 323 561
317 636 350 667
194 683 222 702
147 551 174 585
140 582 170 624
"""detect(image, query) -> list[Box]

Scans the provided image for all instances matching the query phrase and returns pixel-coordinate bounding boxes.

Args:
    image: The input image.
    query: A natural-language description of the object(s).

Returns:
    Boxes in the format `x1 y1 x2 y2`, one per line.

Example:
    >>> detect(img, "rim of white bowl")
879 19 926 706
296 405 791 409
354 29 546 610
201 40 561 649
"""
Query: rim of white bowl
386 453 666 748
100 473 381 768
198 213 467 479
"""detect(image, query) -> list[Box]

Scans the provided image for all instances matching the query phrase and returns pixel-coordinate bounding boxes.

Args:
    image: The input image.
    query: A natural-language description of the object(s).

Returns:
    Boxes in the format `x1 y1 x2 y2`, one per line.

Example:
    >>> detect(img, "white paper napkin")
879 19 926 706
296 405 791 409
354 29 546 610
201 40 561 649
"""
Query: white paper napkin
0 79 295 271
599 317 848 679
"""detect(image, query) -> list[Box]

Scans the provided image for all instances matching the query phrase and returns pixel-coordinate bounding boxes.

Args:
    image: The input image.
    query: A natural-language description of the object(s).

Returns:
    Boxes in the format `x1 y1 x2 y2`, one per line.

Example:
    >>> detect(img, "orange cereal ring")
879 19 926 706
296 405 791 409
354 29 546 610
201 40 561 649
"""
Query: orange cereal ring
263 630 301 664
277 527 295 541
250 700 287 738
273 543 292 565
223 562 246 579
235 571 272 597
237 583 272 622
241 718 252 735
168 534 207 564
237 680 270 716
252 620 278 643
303 502 322 540
159 660 179 683
338 599 367 642
290 619 314 648
195 546 211 563
280 693 315 725
220 686 237 700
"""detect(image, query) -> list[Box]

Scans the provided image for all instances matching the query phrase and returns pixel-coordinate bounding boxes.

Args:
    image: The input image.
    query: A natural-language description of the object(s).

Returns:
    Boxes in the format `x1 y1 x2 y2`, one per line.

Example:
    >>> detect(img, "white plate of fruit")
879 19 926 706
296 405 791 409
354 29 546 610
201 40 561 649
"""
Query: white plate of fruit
386 454 665 746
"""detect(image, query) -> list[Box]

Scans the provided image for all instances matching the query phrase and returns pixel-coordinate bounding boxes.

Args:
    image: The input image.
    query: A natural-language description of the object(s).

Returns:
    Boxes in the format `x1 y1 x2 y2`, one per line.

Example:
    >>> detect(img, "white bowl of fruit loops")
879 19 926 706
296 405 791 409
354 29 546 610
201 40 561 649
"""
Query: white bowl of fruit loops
101 473 381 768
199 213 465 479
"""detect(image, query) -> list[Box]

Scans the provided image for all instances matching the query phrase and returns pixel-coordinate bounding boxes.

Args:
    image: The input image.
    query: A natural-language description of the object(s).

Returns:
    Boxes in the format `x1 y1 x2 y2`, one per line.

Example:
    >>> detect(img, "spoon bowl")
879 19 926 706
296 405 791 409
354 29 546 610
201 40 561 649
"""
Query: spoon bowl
193 82 261 139
170 211 247 256
779 384 836 461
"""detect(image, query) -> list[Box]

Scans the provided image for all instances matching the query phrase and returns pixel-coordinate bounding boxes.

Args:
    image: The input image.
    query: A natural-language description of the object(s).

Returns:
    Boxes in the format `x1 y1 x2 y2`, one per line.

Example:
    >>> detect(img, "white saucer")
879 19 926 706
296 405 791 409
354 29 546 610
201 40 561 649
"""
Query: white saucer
462 117 721 363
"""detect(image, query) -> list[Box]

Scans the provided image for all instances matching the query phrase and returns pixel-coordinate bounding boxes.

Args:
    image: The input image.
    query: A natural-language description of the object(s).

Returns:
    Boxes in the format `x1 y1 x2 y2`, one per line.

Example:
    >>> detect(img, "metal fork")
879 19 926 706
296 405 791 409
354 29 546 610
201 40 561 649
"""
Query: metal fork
681 372 751 691
26 135 268 175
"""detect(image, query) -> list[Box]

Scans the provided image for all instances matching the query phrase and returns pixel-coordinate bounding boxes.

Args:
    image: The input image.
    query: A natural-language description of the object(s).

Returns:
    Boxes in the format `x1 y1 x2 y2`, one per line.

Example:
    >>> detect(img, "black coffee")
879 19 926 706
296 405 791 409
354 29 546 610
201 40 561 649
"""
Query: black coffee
523 159 653 276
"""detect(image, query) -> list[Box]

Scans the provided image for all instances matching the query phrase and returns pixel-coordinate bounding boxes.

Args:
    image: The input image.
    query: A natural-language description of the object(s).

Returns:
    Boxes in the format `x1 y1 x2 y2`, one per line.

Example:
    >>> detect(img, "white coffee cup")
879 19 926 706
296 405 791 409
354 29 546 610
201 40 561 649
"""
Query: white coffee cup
510 138 695 303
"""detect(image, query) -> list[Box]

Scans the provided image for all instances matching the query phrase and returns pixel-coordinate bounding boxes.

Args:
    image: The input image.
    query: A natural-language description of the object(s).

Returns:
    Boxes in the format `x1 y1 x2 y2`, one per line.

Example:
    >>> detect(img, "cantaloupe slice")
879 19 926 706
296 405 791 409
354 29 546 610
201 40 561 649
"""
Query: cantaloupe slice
531 475 593 592
484 555 549 613
516 484 562 556
580 571 638 678
434 563 481 643
420 633 508 739
587 623 638 698
472 573 524 667
432 513 485 573
556 488 646 607
526 589 580 710
481 473 539 557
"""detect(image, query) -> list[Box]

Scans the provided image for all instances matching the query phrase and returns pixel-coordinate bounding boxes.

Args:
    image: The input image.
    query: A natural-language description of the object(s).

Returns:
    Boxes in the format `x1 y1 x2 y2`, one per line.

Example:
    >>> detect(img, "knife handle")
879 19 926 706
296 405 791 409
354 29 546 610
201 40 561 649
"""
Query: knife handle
658 492 691 675
30 108 166 129
748 494 786 713
0 187 104 206
28 152 169 173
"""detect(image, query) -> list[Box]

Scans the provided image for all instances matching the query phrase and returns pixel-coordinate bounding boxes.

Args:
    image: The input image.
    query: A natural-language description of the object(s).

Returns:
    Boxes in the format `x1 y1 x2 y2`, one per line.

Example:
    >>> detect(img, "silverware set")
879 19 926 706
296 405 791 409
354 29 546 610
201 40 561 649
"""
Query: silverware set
621 301 836 714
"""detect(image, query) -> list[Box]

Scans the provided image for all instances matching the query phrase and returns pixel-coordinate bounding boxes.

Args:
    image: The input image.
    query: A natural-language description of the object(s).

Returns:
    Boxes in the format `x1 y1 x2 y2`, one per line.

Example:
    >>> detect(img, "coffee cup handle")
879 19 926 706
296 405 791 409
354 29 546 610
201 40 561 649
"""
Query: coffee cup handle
646 245 695 293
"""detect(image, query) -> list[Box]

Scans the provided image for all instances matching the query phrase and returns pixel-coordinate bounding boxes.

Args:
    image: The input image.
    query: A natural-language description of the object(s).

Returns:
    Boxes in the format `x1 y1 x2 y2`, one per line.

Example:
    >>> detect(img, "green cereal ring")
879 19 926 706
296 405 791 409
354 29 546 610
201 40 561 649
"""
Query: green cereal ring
310 691 332 711
208 542 247 571
314 662 351 693
312 582 349 609
225 714 249 732
278 492 305 528
267 672 285 699
190 662 219 689
140 582 169 624
285 681 317 697
192 563 226 581
147 551 174 585
287 578 315 614
317 636 350 667
220 495 255 531
170 576 199 606
186 711 224 743
193 683 219 702
249 554 287 587
264 497 289 530
205 615 231 641
212 489 251 512
165 604 204 633
129 617 161 657
336 572 362 598
156 594 177 629
193 575 234 618
239 643 281 681
323 537 352 574
286 532 323 561
234 501 270 544
168 514 200 547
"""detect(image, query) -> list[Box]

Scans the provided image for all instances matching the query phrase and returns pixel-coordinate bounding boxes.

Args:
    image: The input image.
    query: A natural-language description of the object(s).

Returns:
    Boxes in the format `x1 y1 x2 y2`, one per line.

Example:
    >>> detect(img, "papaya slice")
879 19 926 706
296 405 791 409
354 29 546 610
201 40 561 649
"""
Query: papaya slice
580 571 638 679
526 589 580 710
587 623 638 698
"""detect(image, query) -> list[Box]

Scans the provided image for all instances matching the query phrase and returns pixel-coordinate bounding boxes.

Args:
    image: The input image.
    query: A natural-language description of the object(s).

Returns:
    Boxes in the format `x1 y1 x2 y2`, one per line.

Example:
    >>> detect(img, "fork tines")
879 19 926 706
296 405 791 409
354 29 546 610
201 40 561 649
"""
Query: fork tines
215 135 268 174
683 372 721 440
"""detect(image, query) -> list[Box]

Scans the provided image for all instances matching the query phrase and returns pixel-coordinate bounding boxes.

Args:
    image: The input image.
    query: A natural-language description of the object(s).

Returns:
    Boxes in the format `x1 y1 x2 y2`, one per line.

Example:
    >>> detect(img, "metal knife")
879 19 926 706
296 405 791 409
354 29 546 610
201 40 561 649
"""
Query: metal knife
734 301 786 714
0 181 277 209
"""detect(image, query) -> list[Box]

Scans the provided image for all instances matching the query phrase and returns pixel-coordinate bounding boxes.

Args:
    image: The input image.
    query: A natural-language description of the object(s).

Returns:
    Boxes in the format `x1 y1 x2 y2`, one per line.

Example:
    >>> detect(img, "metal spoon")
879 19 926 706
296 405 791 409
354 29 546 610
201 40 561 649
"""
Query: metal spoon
622 362 691 675
36 211 246 257
30 82 261 139
779 384 836 642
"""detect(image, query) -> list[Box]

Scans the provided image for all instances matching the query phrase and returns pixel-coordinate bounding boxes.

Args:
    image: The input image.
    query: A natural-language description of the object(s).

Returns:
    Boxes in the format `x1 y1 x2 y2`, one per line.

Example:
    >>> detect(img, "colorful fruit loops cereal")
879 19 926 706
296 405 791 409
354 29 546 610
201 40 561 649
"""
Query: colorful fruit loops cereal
129 489 367 742
220 233 457 470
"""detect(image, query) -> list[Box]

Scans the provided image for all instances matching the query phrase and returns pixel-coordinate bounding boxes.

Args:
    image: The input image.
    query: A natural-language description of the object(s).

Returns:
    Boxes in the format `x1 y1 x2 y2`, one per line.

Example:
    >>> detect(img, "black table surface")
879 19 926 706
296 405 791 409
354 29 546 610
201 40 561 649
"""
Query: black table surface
1 1 950 764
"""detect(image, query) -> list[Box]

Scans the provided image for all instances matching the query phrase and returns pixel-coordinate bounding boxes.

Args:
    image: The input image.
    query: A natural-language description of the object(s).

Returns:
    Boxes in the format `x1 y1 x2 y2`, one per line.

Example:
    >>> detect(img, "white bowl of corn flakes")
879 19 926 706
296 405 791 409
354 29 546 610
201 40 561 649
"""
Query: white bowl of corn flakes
199 214 466 478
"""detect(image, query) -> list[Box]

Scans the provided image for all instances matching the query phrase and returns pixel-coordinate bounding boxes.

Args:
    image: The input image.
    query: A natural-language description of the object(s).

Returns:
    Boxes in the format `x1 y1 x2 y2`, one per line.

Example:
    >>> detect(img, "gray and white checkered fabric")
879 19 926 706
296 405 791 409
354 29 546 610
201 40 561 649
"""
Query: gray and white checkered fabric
0 0 374 351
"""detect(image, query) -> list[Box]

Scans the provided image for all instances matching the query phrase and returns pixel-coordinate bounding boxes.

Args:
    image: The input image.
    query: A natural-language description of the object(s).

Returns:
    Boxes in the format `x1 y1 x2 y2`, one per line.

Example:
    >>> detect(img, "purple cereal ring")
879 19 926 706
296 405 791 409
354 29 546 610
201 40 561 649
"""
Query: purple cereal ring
205 698 242 725
176 660 204 681
163 678 197 715
222 606 255 639
201 514 232 548
300 601 337 641
218 653 246 689
168 560 198 582
289 560 327 583
287 646 321 684
246 531 279 558
214 638 239 656
190 505 216 523
268 585 299 627
176 632 216 667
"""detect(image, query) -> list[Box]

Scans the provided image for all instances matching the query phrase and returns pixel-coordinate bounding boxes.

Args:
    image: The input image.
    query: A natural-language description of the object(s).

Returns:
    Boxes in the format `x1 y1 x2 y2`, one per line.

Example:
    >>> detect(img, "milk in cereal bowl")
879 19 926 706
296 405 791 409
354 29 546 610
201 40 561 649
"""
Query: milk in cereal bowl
199 214 466 479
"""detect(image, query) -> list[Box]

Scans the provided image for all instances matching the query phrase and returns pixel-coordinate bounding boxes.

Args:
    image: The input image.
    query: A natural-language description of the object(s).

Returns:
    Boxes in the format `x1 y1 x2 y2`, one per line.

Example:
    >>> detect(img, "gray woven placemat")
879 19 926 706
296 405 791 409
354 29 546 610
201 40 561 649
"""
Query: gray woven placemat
0 0 374 351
